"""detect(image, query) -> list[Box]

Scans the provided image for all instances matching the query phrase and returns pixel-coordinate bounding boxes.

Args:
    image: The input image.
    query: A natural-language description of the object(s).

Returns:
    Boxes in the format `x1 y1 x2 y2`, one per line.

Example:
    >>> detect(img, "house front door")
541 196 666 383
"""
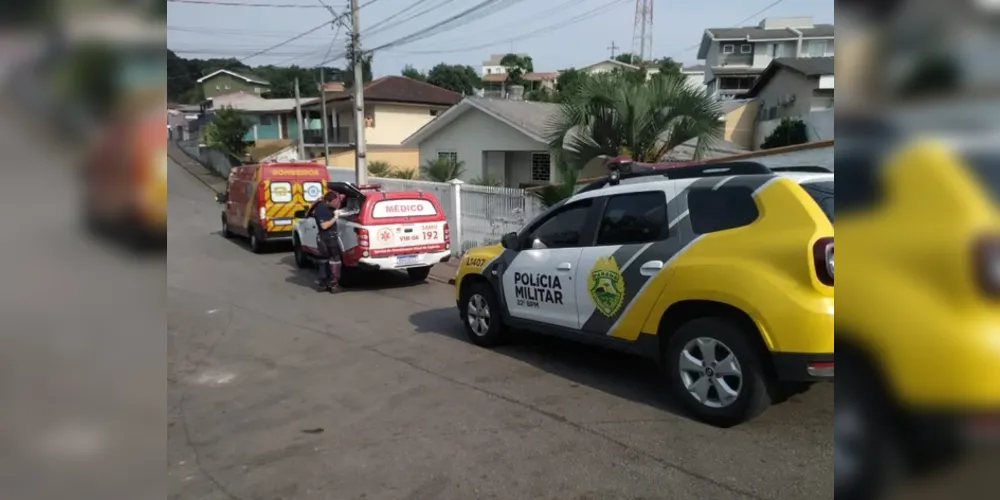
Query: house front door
280 114 289 139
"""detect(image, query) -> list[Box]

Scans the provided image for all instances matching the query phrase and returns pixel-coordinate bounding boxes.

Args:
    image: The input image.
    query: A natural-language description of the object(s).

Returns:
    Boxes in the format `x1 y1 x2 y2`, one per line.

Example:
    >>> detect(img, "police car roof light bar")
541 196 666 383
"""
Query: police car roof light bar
577 161 773 194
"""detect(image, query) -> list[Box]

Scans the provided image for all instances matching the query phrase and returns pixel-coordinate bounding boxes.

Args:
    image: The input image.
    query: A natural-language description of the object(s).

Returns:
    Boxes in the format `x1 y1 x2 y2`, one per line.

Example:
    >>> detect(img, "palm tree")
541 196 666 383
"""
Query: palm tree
367 160 394 177
546 72 722 170
421 157 465 182
388 167 418 179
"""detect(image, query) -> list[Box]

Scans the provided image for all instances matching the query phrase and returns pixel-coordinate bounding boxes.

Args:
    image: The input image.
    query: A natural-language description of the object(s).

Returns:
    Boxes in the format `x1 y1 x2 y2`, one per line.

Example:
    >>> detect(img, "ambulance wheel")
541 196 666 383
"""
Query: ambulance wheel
249 227 265 254
293 238 312 269
221 215 234 238
406 266 431 281
460 282 506 347
664 317 773 428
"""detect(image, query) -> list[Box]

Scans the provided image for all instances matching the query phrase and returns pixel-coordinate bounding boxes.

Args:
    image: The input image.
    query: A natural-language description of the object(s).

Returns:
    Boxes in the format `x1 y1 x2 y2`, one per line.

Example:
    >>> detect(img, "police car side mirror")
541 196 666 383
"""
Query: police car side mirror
500 232 519 250
215 192 227 203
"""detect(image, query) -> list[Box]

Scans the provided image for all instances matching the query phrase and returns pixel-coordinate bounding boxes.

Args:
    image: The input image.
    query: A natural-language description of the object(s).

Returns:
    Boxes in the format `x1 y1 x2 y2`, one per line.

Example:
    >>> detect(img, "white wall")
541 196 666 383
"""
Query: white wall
482 64 505 76
703 43 720 85
752 144 833 170
682 71 705 91
417 108 549 184
752 41 798 68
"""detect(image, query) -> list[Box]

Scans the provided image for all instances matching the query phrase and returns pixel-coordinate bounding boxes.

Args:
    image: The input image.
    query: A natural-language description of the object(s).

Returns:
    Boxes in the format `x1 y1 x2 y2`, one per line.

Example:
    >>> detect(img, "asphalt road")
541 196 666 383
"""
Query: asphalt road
167 157 834 500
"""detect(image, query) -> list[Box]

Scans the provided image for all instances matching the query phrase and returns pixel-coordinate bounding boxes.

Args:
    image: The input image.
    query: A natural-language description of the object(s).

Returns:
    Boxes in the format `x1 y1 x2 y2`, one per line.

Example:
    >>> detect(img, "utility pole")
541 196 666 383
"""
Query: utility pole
350 0 368 185
319 68 330 165
293 77 306 160
607 41 619 59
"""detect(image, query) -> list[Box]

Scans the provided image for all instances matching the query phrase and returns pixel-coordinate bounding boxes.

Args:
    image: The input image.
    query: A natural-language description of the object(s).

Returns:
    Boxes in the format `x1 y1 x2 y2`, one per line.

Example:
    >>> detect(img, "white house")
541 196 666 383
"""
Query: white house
743 57 834 149
401 97 561 189
696 16 834 100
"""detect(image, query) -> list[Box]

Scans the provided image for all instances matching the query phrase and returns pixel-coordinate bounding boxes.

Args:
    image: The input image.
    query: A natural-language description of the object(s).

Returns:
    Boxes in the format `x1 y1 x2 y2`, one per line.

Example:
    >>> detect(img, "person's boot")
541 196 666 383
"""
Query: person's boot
328 261 342 293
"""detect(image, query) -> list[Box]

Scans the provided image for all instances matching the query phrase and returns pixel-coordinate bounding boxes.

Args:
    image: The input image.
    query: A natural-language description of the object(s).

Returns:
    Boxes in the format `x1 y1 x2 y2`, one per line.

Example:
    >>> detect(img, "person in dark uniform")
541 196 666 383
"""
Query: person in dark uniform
312 191 343 292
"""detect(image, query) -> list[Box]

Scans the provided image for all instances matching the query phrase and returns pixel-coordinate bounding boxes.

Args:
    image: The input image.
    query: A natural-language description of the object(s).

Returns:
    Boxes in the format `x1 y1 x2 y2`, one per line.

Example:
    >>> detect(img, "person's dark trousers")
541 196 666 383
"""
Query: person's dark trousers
316 235 342 287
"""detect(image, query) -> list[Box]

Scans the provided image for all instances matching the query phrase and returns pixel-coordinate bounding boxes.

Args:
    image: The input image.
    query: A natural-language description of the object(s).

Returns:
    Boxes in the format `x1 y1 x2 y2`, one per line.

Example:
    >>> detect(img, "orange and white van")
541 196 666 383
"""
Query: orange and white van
292 182 452 281
217 162 330 253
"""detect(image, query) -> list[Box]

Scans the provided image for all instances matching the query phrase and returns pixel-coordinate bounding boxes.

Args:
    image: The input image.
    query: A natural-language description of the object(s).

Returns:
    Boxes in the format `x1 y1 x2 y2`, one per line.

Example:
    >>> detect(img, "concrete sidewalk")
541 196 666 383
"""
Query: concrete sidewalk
429 260 458 286
167 142 227 194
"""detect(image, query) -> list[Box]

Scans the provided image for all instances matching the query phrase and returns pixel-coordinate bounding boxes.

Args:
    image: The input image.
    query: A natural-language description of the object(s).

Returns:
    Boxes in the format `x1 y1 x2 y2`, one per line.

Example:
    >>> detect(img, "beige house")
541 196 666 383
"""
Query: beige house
302 76 463 169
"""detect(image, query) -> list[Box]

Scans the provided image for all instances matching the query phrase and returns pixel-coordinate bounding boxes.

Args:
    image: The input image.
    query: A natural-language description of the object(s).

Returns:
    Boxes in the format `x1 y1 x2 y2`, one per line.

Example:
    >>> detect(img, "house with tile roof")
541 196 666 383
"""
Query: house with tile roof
300 76 463 169
696 16 834 101
196 69 271 99
401 97 749 188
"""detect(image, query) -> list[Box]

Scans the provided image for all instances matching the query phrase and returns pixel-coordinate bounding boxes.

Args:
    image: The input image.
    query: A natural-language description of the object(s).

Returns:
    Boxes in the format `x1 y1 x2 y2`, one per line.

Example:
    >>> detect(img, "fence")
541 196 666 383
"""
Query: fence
365 176 544 256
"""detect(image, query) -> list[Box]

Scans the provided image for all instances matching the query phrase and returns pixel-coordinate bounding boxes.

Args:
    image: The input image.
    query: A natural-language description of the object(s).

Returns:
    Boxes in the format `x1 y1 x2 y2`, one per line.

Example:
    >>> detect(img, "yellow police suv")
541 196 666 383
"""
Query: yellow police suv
836 122 1000 500
453 162 834 427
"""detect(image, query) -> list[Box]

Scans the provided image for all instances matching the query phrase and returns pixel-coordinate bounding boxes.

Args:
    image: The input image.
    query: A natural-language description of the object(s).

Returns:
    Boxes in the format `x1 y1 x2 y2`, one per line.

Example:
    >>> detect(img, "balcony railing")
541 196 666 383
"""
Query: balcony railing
302 126 353 145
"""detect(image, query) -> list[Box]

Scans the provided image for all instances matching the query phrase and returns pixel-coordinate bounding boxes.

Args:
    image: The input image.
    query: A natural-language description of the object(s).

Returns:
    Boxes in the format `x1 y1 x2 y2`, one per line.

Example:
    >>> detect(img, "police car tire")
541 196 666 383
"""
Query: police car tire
460 283 506 347
665 317 772 428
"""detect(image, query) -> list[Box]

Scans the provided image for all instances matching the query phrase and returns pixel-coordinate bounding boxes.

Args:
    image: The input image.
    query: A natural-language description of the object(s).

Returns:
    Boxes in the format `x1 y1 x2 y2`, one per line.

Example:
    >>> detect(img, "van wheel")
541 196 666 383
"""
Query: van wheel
406 266 431 281
249 227 265 254
221 215 234 238
459 282 506 347
664 317 773 427
293 238 312 268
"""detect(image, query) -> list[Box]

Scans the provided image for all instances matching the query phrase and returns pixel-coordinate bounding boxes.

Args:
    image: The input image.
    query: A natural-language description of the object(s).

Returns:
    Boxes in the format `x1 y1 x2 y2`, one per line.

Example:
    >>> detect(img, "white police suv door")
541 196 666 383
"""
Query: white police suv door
501 198 596 328
575 186 678 338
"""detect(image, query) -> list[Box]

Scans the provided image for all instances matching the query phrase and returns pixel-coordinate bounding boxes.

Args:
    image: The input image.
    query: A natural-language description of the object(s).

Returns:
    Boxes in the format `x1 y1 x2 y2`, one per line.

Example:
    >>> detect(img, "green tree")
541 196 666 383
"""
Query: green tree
554 67 588 102
654 57 682 75
388 167 419 179
201 106 252 158
426 63 482 95
367 160 394 177
614 53 641 65
421 157 465 182
499 53 533 87
401 64 426 81
761 118 809 149
547 72 722 170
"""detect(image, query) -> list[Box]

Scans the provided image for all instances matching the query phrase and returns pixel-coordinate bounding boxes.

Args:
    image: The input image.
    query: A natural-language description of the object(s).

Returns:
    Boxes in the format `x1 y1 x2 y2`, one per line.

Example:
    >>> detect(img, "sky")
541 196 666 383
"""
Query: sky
166 0 834 77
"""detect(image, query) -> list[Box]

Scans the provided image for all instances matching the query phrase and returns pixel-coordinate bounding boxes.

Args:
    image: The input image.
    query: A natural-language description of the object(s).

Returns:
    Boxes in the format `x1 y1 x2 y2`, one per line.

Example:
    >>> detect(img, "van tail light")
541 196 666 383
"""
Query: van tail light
813 237 833 286
259 207 267 221
443 222 451 245
974 235 1000 296
355 227 369 248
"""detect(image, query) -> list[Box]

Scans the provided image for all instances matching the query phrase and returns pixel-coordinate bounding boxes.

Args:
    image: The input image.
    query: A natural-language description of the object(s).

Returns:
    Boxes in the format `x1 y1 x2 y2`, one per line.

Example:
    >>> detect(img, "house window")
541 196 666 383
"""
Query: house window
740 44 752 54
254 87 261 93
806 40 832 57
259 115 274 126
531 152 551 182
722 44 735 54
215 85 220 90
487 68 492 74
364 109 375 128
771 42 793 58
437 151 458 164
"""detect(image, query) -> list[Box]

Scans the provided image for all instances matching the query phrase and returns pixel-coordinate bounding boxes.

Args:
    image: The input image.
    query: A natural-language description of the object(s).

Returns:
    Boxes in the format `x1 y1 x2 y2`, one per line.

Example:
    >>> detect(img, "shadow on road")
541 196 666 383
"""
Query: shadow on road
408 307 690 418
278 255 431 293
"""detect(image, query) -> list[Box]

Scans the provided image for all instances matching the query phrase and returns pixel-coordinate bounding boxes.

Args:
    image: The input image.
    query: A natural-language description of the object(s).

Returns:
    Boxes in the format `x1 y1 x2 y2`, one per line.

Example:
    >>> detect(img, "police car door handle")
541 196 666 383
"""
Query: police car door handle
556 262 572 272
639 260 663 276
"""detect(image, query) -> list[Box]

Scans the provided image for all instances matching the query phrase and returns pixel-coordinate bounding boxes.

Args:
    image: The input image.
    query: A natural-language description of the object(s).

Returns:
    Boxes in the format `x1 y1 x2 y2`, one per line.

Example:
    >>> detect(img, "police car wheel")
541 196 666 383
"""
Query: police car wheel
665 317 772 428
461 283 505 347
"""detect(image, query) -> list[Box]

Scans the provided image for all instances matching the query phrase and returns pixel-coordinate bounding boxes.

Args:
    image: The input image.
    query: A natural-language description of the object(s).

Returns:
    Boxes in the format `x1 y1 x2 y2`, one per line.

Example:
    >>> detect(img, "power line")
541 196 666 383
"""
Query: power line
386 0 630 54
366 0 526 53
239 20 333 61
386 0 618 51
167 0 331 8
366 0 456 36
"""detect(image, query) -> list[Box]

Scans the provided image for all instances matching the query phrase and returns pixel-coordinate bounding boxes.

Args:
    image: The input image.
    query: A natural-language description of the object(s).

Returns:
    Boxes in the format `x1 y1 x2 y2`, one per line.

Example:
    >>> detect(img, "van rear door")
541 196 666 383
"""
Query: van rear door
365 195 447 257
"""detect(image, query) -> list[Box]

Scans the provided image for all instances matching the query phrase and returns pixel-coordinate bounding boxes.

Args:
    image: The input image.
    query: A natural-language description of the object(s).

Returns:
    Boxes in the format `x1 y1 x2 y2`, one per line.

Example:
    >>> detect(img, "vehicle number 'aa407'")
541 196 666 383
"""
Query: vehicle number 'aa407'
514 272 563 308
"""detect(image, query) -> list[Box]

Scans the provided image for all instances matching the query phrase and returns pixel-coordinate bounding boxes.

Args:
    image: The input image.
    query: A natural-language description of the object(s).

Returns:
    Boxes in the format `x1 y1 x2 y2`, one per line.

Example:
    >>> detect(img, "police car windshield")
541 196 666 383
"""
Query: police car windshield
801 181 833 222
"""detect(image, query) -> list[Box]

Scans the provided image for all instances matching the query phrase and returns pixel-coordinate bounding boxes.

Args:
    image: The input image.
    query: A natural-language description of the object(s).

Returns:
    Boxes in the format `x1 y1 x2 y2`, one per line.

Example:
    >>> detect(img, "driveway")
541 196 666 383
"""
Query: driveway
167 157 833 500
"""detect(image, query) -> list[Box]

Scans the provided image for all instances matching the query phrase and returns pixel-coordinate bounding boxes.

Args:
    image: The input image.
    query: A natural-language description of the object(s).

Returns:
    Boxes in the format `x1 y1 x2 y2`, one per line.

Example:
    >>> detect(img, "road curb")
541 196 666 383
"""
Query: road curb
428 274 455 286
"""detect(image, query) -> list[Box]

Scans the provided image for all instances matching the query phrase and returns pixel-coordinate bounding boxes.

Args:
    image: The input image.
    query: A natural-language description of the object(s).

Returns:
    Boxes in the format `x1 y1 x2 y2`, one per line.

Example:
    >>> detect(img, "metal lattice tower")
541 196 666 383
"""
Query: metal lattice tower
632 0 653 62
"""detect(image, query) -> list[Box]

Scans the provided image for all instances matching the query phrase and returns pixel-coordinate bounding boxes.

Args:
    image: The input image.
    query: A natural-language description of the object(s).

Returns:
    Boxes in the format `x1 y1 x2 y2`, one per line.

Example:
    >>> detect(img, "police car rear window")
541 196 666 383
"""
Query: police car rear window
371 199 438 218
800 181 834 222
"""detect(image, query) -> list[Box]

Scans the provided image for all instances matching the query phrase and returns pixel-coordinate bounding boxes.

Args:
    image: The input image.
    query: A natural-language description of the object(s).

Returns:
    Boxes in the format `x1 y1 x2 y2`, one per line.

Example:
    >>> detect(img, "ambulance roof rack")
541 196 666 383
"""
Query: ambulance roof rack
577 161 773 194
